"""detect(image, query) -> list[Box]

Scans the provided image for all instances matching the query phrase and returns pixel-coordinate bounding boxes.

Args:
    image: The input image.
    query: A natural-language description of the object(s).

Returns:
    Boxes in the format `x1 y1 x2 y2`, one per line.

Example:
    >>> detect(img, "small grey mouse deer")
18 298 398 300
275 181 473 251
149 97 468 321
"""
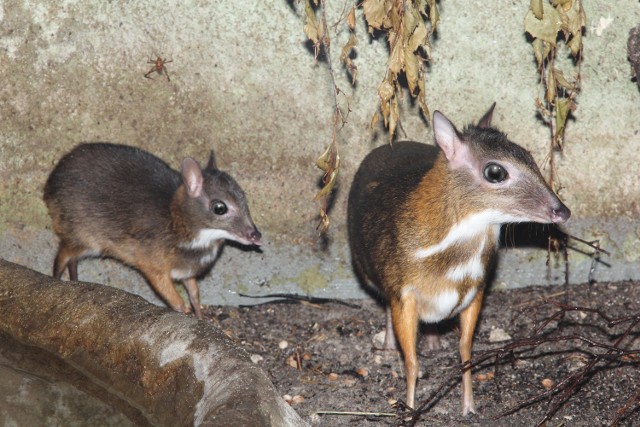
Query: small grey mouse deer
44 142 262 319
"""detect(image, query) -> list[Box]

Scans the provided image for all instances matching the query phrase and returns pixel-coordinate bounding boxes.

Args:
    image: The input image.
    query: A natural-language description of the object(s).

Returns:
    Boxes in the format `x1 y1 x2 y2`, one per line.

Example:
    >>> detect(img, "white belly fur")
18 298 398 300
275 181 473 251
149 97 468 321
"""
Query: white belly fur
403 286 478 323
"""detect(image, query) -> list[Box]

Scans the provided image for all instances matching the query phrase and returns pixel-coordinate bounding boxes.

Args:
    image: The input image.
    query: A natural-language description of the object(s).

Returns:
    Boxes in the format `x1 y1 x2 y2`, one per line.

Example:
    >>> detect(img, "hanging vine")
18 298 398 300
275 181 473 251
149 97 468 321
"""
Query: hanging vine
302 0 438 233
524 0 586 189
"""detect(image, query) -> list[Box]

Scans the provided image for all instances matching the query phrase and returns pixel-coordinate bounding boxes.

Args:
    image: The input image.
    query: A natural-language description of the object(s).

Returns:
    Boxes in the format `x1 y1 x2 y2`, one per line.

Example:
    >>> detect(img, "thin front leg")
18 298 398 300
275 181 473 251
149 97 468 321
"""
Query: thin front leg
458 288 484 415
390 295 419 409
143 269 189 315
183 277 203 319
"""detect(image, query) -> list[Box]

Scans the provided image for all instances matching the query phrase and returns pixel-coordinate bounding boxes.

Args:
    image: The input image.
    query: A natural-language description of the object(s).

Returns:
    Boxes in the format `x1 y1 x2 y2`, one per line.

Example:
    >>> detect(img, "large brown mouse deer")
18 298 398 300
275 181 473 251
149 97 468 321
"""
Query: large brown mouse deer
347 104 570 413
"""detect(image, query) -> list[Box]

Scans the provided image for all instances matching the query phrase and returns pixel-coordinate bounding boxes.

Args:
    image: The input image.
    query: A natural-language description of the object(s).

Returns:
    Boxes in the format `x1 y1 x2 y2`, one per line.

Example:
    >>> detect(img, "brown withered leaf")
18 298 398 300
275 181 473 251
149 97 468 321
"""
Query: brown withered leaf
546 65 557 103
388 96 399 141
428 0 439 30
532 38 552 67
407 14 428 53
524 2 562 45
567 31 582 56
341 33 358 84
314 142 340 201
370 111 380 130
404 46 420 95
552 68 575 91
303 0 321 44
555 97 573 148
347 5 356 31
388 39 404 74
530 0 544 20
378 79 394 103
417 77 430 120
362 0 386 31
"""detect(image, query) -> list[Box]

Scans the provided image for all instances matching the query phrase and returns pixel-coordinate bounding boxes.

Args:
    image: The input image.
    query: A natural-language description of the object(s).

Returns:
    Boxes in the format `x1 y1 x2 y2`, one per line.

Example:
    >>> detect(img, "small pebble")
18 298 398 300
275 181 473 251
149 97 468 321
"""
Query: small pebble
291 395 305 404
357 367 369 377
541 378 555 389
250 354 264 364
476 371 495 381
489 327 512 342
373 354 383 364
373 331 386 348
327 372 339 381
278 340 289 349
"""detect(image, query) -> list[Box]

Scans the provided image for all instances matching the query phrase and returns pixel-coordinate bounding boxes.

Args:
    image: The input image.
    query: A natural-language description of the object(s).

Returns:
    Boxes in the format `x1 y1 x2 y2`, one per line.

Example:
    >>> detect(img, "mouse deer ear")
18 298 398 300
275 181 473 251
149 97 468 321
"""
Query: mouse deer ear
477 102 496 128
181 158 203 198
433 111 473 170
206 150 217 170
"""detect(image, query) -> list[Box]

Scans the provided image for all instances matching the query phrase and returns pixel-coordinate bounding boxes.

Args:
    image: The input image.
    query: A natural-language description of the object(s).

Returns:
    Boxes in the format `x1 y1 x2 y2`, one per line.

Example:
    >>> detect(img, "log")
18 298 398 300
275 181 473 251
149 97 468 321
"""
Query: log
0 259 307 427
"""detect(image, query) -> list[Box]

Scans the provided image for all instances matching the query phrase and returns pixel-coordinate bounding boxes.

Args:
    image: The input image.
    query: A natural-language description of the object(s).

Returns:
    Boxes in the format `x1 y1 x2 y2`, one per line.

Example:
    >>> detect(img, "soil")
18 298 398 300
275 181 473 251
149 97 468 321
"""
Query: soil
204 281 640 427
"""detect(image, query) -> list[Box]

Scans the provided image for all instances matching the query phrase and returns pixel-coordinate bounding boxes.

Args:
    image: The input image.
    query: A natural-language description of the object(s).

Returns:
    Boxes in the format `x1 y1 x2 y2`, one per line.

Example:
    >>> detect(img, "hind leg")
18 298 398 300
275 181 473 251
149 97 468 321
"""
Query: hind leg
53 243 83 280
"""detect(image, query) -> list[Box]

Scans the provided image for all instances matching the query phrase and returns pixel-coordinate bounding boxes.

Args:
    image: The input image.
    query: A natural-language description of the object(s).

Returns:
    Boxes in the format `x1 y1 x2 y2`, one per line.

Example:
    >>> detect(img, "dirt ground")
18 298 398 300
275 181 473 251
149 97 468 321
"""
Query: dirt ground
204 280 640 427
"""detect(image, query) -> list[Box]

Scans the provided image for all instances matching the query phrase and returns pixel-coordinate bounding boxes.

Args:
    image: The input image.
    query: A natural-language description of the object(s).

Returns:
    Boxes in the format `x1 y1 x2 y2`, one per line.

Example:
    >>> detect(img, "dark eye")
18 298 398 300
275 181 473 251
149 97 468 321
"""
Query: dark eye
483 163 508 183
211 201 228 215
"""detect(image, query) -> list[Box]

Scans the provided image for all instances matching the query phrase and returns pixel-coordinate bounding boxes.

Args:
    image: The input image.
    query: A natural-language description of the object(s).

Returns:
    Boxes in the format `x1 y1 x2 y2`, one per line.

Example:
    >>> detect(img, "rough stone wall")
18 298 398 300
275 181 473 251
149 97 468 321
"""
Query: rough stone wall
1 1 638 306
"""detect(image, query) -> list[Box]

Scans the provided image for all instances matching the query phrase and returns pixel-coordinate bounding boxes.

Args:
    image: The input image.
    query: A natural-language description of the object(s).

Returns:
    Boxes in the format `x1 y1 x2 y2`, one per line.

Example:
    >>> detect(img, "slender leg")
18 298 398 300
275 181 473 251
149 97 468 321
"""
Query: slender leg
458 288 484 415
390 295 419 409
68 258 79 281
53 243 80 280
183 278 203 319
143 269 189 314
383 306 397 350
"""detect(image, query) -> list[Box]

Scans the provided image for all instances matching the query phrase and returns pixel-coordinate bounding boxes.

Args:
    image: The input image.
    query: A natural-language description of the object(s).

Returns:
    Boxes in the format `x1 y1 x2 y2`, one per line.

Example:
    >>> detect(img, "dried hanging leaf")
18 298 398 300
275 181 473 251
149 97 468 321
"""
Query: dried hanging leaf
530 0 544 20
567 31 582 56
532 38 552 67
428 0 439 29
362 0 386 31
314 142 340 200
417 77 430 119
370 111 380 130
347 5 356 30
404 46 420 94
551 0 572 10
546 65 557 103
408 16 428 53
341 33 358 84
555 97 572 148
388 96 399 141
303 0 321 44
524 2 562 45
378 79 394 102
388 40 404 74
552 68 574 91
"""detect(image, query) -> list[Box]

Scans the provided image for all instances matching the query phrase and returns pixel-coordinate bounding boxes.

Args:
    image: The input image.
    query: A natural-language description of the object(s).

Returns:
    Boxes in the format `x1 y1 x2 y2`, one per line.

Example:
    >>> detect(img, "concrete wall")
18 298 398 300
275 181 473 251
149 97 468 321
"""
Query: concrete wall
1 0 638 307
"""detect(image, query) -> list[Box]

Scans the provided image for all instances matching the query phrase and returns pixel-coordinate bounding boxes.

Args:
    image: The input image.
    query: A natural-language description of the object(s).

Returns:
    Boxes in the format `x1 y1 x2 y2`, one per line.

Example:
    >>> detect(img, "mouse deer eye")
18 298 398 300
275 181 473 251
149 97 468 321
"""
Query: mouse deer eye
483 163 508 183
211 200 228 215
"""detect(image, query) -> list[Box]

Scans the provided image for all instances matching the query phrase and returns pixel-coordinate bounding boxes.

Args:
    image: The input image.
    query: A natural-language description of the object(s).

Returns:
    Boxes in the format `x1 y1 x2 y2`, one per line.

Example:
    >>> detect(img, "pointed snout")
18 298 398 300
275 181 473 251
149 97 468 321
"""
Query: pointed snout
550 202 571 224
248 226 263 246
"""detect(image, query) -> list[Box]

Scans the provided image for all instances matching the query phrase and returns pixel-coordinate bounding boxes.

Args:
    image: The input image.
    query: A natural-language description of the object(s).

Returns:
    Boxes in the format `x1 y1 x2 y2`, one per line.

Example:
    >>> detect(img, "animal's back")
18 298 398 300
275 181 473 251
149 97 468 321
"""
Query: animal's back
347 141 439 287
44 143 181 247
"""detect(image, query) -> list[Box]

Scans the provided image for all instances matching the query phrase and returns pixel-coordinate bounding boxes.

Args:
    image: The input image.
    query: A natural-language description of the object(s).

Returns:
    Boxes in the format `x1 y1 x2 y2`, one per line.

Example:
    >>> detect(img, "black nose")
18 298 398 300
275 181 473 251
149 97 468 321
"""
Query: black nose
551 204 571 224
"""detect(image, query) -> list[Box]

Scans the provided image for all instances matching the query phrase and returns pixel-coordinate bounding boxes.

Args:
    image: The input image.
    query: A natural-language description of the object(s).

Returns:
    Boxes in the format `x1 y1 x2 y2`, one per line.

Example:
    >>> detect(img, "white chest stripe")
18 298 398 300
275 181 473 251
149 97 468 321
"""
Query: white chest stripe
446 238 486 282
414 210 525 260
182 229 236 249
